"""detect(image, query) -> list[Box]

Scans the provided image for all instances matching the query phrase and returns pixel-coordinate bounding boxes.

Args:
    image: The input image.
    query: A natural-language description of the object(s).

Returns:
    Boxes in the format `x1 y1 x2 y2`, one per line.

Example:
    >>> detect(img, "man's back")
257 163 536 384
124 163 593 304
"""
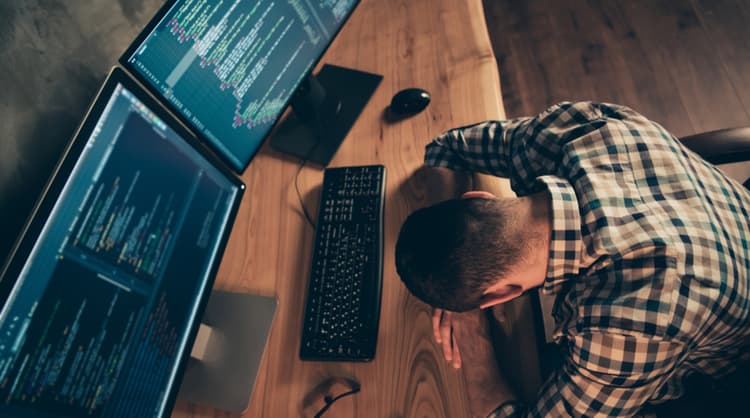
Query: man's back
553 104 750 401
424 101 750 416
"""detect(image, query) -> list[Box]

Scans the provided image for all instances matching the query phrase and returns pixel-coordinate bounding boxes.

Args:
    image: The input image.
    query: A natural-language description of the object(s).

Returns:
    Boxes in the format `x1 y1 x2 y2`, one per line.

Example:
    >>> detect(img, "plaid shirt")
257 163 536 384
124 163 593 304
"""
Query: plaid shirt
424 102 750 417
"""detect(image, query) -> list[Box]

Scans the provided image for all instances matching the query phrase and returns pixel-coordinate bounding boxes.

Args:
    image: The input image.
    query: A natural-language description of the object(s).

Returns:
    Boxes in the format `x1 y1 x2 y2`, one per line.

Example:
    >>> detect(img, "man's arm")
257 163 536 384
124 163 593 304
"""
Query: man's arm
489 332 685 418
489 261 687 417
410 166 473 208
424 102 636 194
450 309 518 418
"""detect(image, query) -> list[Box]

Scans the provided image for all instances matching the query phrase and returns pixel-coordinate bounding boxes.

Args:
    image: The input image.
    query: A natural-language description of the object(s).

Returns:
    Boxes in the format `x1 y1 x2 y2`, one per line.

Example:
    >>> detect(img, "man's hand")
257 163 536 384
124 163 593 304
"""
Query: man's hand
412 166 472 208
432 306 507 369
432 308 461 368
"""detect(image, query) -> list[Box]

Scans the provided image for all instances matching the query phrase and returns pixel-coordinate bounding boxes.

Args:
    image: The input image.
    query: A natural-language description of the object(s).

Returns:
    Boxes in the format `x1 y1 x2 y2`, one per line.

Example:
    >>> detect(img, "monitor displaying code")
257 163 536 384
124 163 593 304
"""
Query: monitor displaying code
125 0 359 171
0 83 239 417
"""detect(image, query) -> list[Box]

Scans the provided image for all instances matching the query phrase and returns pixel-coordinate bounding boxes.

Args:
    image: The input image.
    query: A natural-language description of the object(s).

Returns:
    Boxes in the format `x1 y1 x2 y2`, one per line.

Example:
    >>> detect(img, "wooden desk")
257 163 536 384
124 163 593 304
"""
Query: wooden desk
173 0 539 416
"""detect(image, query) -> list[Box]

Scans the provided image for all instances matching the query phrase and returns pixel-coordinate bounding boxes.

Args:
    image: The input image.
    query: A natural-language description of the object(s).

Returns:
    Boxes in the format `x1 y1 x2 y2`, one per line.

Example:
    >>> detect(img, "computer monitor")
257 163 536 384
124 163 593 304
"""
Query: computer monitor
121 0 382 170
0 68 254 417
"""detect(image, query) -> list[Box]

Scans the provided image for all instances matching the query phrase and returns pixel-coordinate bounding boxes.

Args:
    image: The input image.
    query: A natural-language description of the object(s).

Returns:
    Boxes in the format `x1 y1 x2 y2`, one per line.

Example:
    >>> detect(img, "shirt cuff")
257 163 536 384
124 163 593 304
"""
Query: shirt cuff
487 400 524 418
424 132 467 170
535 175 583 294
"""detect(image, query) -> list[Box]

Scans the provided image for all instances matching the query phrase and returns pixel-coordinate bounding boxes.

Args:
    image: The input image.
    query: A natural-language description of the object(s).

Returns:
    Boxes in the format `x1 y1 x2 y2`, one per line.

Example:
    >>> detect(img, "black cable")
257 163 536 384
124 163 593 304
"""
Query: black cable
294 156 316 229
312 385 361 418
287 108 329 230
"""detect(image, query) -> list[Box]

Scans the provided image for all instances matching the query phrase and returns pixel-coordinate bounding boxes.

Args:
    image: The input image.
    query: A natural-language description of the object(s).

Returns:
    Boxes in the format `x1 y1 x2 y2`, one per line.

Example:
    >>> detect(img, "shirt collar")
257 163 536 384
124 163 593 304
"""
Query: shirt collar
536 175 583 294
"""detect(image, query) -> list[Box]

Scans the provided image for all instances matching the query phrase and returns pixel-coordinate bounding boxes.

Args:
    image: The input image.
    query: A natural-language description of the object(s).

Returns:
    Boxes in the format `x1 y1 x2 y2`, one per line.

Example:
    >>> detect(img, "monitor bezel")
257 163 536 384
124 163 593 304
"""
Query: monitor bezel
0 66 245 418
119 0 364 173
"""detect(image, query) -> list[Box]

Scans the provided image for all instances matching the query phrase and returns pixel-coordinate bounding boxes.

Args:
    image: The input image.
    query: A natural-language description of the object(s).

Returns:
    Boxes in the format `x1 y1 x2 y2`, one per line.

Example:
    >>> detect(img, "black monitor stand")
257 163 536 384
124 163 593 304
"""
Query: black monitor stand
270 64 382 166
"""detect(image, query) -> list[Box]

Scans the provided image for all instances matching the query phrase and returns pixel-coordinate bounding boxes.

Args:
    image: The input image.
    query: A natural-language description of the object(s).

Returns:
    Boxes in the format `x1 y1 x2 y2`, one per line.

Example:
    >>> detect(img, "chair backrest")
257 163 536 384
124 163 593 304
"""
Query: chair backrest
678 127 750 190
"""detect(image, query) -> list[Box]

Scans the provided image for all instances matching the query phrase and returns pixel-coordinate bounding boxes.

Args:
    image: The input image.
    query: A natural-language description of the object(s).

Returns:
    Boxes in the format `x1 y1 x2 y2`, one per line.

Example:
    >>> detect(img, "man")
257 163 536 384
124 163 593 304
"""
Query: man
395 102 750 417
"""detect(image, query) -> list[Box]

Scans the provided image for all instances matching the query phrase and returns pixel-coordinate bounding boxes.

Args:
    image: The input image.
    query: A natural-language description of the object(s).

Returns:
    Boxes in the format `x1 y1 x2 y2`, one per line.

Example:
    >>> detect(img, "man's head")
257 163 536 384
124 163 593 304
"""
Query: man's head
395 192 528 312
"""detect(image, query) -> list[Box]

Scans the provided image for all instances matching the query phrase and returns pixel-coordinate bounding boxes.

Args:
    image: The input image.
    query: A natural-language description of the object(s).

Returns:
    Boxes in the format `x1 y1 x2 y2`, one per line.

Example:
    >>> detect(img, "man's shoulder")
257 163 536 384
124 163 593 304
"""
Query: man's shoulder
558 326 686 378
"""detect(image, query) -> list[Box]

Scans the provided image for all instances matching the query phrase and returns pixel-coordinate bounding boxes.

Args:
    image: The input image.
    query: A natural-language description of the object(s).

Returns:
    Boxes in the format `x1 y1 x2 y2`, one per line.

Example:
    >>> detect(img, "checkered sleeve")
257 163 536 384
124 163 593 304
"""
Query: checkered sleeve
424 102 612 193
490 263 689 417
487 334 685 418
527 332 684 417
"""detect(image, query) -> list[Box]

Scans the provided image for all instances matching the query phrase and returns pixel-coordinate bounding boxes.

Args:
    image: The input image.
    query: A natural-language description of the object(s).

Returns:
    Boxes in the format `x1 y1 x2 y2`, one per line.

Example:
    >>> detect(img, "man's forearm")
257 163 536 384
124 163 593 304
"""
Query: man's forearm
412 166 473 207
461 352 517 418
454 310 518 418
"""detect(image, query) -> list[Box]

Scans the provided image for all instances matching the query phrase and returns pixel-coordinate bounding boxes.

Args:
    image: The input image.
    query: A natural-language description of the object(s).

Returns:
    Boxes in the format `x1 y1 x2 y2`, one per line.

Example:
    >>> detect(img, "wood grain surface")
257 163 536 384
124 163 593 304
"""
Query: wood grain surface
172 0 512 416
482 0 750 136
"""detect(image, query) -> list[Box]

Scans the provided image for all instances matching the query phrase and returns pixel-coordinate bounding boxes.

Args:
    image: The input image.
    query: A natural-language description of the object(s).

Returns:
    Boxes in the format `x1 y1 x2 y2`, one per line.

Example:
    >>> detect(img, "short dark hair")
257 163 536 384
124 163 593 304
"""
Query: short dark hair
394 198 523 312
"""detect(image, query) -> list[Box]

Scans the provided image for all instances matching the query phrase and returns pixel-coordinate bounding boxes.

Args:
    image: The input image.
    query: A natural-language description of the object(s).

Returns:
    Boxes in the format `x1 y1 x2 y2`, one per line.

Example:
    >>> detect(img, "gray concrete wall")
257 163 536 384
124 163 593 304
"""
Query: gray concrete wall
0 0 163 265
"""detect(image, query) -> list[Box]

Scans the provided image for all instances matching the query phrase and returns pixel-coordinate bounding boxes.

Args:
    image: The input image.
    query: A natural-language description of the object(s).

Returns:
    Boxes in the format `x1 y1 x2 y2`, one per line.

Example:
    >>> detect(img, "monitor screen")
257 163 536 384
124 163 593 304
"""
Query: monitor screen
0 69 243 417
122 0 361 172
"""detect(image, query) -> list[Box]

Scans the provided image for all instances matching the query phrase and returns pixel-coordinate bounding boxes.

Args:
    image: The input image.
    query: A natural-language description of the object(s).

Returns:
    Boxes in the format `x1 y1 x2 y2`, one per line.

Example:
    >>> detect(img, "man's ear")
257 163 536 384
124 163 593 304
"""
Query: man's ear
462 191 496 200
478 284 524 309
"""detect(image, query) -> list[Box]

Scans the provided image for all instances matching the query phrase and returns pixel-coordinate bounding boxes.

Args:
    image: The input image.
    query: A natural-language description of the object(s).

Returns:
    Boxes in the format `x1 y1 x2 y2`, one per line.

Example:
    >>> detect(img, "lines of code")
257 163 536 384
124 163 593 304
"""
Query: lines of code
0 82 239 416
104 294 178 417
69 112 193 284
127 0 357 169
0 260 143 417
72 175 176 281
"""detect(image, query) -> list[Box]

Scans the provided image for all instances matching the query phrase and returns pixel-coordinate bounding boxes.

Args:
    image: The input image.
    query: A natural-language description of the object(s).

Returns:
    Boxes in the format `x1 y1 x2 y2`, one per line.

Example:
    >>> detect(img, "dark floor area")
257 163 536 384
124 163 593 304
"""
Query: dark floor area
482 0 750 138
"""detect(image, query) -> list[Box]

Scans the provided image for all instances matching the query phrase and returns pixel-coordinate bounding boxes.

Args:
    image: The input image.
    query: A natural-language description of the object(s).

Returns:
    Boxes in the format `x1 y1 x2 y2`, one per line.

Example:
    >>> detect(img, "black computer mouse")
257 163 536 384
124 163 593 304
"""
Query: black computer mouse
390 88 431 115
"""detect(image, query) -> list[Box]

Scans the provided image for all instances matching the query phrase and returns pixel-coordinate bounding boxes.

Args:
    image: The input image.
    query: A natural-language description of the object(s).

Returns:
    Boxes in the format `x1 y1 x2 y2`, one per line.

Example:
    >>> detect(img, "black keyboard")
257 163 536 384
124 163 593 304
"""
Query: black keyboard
299 165 386 361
